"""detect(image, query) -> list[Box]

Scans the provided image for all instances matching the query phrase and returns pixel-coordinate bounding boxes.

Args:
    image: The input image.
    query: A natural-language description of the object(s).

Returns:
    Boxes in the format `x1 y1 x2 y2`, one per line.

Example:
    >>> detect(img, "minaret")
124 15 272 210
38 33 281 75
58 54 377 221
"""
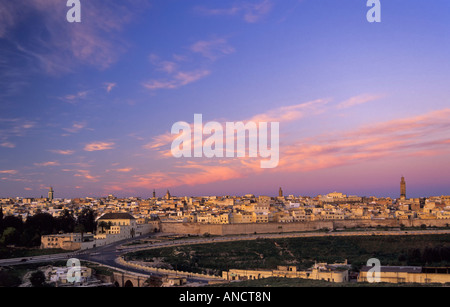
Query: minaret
48 187 54 201
400 176 406 200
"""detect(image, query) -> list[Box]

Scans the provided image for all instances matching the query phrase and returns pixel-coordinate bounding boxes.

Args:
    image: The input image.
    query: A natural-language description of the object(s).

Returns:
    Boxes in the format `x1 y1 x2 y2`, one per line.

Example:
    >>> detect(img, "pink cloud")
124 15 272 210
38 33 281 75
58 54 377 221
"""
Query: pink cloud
49 149 75 155
132 107 450 192
121 161 245 192
63 122 87 134
0 142 15 148
250 99 330 123
84 142 115 152
147 99 329 160
336 93 385 109
74 170 99 182
0 170 18 174
115 168 133 173
34 161 60 167
105 82 117 93
277 108 450 173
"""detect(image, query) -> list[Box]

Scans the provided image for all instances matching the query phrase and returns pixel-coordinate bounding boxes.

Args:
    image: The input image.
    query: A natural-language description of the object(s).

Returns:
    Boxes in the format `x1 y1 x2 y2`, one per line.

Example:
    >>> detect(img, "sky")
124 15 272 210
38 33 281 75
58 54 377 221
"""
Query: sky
0 0 450 199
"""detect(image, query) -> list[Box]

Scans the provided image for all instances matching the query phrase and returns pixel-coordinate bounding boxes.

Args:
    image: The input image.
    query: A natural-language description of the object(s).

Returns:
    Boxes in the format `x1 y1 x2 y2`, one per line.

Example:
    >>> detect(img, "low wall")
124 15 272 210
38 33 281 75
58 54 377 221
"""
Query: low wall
116 257 224 281
160 219 450 236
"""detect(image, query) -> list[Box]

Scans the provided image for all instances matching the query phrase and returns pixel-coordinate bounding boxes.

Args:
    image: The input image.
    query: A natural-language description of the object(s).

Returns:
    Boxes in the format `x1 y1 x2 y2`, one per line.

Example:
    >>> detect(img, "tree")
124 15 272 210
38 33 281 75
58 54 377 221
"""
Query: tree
98 221 108 234
3 215 23 232
77 208 96 233
1 216 24 246
20 213 57 247
0 227 18 246
20 227 42 247
25 213 56 236
407 248 422 265
74 224 86 235
56 210 76 233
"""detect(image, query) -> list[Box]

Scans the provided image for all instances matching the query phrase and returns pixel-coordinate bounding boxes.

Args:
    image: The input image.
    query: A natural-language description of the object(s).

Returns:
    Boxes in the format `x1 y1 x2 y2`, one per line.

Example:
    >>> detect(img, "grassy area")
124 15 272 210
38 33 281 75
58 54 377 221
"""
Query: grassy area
125 234 450 276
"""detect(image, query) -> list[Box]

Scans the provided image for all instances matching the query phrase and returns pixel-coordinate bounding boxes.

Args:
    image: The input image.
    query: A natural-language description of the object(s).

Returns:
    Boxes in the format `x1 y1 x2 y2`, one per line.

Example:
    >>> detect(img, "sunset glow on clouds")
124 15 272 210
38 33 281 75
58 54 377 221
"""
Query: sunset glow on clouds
1 0 450 198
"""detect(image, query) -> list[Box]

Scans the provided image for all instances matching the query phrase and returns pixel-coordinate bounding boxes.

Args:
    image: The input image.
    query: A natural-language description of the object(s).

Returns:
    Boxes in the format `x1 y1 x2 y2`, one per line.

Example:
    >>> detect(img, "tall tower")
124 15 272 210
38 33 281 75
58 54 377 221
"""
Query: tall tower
48 187 54 201
400 176 406 200
153 189 156 198
279 187 283 197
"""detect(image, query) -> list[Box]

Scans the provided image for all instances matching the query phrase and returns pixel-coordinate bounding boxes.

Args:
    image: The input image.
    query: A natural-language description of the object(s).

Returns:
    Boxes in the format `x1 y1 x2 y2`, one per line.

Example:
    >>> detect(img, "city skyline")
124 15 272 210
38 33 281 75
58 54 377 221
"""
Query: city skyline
1 1 450 199
0 175 436 201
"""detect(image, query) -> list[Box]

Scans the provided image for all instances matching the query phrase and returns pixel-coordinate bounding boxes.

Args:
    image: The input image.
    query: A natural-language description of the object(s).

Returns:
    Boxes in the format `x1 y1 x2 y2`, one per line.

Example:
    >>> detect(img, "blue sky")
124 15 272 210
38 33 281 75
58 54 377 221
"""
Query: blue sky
1 0 450 198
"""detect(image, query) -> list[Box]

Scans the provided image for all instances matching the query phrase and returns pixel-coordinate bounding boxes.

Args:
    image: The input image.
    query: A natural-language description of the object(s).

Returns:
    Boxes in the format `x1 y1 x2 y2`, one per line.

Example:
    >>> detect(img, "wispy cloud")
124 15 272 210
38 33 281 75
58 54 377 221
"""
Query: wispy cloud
143 69 211 90
49 149 75 155
0 0 150 76
277 108 450 172
147 98 330 157
0 170 18 175
59 91 89 103
250 99 330 123
336 93 385 109
143 37 235 91
74 169 99 182
34 161 60 167
127 161 244 190
63 122 87 134
115 168 133 173
190 38 235 61
84 142 115 152
137 103 450 191
144 132 175 150
0 117 36 148
104 82 117 93
0 142 16 148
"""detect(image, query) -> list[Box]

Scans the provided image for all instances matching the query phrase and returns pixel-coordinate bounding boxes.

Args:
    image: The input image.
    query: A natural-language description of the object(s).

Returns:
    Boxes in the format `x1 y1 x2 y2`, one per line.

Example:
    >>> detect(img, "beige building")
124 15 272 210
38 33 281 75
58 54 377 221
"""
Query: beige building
255 213 269 223
49 266 93 285
96 212 138 238
358 266 450 284
229 211 256 224
41 233 89 250
223 262 349 283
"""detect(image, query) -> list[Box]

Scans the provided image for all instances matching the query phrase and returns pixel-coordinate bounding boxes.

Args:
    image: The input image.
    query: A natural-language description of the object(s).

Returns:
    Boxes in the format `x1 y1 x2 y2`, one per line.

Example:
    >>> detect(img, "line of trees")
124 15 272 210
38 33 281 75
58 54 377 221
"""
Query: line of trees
0 207 96 248
399 246 450 266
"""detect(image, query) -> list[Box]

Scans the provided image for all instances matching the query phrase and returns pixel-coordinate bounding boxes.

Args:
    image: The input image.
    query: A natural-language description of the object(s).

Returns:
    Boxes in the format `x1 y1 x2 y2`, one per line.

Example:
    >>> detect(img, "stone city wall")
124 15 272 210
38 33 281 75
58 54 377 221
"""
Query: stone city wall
160 219 450 236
